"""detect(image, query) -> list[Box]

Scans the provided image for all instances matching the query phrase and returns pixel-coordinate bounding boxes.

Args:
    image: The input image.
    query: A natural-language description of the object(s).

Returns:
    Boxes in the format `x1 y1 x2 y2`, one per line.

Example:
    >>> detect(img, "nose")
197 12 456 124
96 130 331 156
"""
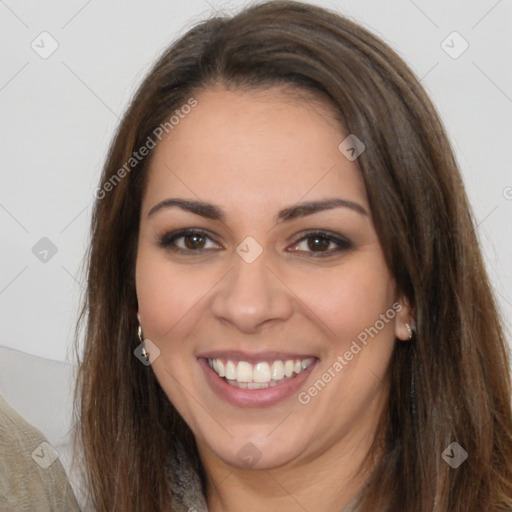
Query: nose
210 249 294 334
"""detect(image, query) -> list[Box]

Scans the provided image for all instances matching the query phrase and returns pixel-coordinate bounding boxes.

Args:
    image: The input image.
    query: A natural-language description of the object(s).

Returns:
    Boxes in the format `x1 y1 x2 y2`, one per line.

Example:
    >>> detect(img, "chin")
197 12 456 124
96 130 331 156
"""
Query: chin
201 427 308 471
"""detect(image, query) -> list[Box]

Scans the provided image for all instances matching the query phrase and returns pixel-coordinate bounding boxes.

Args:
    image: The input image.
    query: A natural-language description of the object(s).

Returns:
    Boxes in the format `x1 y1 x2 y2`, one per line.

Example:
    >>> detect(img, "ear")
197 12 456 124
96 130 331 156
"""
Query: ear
137 312 141 324
394 295 415 341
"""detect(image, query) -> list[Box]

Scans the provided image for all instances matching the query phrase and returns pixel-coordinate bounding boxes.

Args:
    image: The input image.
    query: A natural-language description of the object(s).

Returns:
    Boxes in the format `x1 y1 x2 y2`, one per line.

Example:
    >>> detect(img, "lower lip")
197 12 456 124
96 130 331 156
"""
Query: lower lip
199 358 318 408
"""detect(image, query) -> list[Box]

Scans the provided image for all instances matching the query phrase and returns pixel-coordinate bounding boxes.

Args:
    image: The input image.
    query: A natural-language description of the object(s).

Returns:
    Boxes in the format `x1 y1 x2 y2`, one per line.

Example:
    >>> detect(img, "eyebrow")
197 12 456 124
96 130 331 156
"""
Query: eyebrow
147 197 368 223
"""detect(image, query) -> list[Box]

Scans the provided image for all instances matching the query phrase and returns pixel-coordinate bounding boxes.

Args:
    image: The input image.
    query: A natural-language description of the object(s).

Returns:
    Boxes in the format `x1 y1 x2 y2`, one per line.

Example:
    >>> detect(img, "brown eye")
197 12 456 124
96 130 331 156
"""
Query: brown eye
183 233 206 250
159 229 221 253
307 235 330 252
289 231 352 257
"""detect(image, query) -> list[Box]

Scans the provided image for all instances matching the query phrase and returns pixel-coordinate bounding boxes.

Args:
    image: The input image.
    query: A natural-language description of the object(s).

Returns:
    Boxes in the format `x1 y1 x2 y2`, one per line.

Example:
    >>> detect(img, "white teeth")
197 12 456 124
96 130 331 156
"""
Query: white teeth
284 360 294 377
225 360 236 380
247 381 270 389
253 362 271 383
301 358 315 369
271 360 285 380
207 357 315 386
216 360 225 377
236 361 253 383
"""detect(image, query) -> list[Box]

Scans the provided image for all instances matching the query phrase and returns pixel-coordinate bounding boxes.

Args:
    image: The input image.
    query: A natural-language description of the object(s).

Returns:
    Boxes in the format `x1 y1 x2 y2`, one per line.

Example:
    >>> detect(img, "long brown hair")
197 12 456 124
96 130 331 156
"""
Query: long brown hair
72 1 512 510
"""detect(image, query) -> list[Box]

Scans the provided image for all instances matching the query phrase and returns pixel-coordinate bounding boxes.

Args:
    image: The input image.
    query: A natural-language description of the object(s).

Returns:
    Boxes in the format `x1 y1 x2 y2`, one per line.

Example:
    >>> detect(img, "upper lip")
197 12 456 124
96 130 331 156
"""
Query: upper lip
196 350 318 364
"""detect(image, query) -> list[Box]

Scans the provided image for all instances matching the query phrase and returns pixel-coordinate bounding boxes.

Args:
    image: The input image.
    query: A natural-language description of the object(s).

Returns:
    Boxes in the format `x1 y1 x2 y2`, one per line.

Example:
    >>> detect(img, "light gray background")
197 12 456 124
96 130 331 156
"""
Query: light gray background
1 0 511 363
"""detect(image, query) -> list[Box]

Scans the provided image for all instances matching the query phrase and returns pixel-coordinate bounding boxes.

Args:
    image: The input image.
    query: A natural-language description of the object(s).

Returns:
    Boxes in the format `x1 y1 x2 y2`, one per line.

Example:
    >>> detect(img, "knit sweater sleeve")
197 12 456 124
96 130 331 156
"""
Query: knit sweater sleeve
0 393 81 511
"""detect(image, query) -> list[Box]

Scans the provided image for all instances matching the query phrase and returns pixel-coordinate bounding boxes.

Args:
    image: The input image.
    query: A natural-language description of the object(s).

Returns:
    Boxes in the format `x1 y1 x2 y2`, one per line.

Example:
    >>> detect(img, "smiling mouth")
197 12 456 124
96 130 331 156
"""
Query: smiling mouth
205 357 316 389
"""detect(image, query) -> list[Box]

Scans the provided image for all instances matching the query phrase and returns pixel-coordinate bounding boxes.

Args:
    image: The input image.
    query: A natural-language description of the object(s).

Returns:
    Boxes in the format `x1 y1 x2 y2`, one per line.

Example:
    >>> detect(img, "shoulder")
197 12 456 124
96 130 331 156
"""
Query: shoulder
0 393 81 511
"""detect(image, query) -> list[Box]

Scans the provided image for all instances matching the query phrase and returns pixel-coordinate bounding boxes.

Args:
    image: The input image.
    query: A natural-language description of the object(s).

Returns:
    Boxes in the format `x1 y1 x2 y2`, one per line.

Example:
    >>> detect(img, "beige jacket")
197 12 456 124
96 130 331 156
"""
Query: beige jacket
0 394 80 511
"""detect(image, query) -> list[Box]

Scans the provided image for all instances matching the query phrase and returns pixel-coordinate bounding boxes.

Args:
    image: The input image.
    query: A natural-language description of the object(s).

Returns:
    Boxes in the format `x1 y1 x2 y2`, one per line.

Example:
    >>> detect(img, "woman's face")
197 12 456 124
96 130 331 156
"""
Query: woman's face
135 85 411 472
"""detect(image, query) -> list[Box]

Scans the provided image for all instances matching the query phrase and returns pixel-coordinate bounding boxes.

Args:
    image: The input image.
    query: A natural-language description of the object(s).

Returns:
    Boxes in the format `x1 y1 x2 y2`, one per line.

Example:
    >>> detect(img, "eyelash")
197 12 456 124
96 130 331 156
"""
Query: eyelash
158 228 353 258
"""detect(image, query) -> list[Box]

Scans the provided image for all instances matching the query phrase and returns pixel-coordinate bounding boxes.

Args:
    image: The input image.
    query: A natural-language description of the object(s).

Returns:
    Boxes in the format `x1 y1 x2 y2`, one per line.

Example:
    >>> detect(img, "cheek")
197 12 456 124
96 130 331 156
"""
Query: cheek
283 256 395 343
135 248 218 341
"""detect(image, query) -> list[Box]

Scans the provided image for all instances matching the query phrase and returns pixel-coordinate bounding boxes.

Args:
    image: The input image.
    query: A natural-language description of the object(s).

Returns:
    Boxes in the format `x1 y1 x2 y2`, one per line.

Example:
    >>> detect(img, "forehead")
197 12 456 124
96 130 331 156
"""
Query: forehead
143 85 368 216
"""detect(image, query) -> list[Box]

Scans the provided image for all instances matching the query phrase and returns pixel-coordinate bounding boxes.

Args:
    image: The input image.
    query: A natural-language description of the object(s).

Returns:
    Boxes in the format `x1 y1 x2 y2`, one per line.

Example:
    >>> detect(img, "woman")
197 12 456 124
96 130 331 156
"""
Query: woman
72 1 512 510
